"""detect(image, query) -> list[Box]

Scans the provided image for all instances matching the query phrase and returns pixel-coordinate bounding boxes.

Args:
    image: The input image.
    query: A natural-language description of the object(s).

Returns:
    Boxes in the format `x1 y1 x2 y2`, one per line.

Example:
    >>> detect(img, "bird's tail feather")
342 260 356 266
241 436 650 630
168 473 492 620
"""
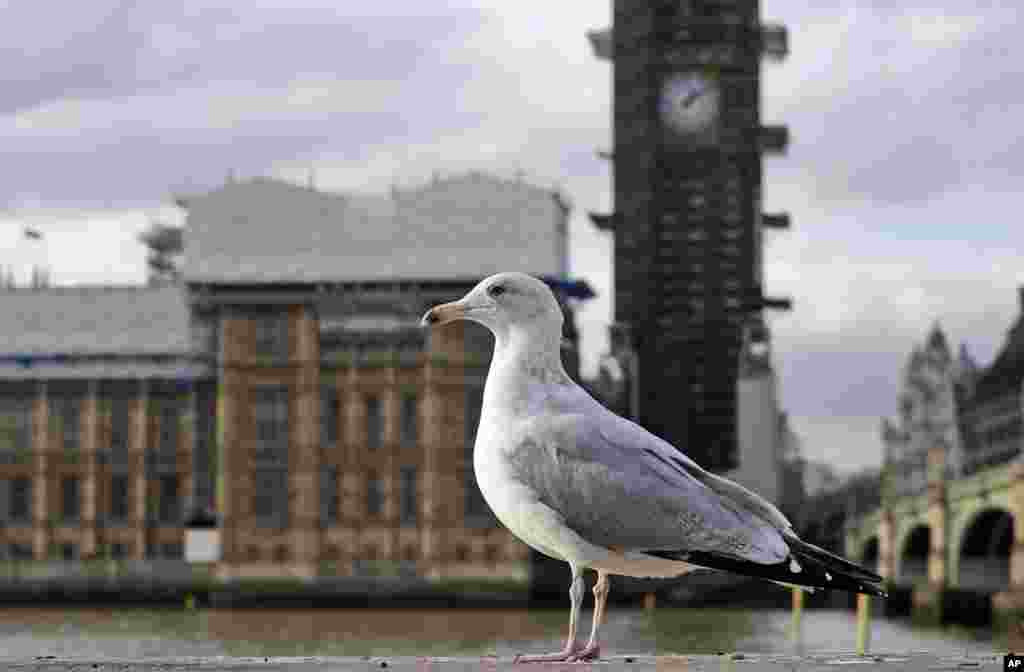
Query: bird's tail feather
649 544 887 598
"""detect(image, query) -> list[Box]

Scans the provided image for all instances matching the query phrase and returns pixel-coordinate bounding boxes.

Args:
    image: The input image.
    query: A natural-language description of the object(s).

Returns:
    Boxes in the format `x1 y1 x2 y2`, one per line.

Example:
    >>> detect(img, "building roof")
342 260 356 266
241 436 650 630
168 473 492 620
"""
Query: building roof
0 285 191 357
975 324 1024 400
974 287 1024 401
180 174 570 284
926 321 949 355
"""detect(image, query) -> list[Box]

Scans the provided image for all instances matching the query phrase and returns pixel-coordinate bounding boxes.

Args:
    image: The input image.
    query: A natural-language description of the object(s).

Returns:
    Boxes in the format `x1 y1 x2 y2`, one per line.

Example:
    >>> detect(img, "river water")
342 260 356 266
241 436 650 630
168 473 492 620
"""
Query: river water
0 607 1005 659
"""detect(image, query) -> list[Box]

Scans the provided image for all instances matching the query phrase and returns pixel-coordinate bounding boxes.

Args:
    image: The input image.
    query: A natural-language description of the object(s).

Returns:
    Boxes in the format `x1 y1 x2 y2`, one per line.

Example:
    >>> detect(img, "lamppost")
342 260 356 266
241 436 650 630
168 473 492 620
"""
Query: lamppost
22 227 47 287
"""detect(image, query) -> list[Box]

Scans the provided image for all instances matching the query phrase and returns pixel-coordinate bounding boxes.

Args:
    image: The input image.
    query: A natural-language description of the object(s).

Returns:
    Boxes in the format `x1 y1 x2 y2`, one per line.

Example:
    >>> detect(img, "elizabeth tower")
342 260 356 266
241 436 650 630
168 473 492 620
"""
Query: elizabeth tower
589 1 791 471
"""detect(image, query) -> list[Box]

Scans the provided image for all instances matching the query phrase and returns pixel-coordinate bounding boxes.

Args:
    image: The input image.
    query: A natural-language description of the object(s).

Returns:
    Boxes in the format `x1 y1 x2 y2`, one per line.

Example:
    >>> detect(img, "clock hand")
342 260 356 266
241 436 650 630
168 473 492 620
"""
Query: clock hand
679 86 706 109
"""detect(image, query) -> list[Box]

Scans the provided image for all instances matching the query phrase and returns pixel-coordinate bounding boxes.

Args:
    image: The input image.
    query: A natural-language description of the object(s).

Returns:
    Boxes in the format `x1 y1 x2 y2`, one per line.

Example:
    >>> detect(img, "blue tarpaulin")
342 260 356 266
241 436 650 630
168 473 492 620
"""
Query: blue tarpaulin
541 277 596 301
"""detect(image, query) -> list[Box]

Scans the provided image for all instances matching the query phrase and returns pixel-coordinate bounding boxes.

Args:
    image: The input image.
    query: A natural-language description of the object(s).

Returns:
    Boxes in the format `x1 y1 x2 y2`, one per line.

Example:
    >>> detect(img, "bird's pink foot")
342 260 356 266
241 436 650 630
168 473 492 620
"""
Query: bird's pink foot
513 640 583 664
567 643 601 662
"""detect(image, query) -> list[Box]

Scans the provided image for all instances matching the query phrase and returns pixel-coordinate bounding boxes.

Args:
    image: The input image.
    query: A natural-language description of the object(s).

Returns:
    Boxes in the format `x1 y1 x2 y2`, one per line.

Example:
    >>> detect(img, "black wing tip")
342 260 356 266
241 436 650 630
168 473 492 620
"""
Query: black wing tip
856 584 888 598
789 537 883 585
653 549 886 597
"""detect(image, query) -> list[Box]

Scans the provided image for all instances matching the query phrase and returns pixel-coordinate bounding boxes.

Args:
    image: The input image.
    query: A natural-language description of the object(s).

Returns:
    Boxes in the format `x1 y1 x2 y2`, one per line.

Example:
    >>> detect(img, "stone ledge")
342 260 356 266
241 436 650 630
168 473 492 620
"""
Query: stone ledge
0 653 1005 671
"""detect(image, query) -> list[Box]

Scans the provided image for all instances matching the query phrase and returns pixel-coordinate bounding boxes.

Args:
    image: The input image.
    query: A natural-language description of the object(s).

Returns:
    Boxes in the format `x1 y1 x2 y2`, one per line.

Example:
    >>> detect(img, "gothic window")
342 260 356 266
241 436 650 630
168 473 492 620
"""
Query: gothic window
365 395 383 450
400 394 418 448
321 386 339 447
61 476 80 522
9 477 31 524
253 386 289 464
253 468 288 528
366 472 383 516
110 475 129 523
51 394 80 452
157 397 181 456
320 466 339 525
158 475 179 524
193 383 216 511
254 313 288 359
400 466 417 526
110 395 132 456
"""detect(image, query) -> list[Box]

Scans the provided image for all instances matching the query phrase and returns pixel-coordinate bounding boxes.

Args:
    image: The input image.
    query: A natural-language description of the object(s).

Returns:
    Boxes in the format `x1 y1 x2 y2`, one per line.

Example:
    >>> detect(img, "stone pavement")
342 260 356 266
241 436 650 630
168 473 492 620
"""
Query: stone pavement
0 654 1008 671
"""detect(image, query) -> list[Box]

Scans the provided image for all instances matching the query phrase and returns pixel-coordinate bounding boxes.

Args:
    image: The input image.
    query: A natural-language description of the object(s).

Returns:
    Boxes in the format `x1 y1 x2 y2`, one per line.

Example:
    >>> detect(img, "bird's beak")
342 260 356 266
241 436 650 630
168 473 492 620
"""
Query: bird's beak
421 300 470 328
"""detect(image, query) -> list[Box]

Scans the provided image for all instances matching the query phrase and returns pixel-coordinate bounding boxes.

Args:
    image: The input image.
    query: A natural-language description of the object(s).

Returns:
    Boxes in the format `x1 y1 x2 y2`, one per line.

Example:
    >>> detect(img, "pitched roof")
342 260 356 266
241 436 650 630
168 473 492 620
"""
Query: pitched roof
970 286 1024 401
180 174 569 284
0 285 191 357
926 321 949 354
975 318 1024 401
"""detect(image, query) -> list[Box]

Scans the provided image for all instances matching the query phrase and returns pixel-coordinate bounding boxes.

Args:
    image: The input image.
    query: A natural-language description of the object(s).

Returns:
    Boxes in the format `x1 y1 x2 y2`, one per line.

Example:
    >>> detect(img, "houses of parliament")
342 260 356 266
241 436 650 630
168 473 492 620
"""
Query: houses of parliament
0 173 590 581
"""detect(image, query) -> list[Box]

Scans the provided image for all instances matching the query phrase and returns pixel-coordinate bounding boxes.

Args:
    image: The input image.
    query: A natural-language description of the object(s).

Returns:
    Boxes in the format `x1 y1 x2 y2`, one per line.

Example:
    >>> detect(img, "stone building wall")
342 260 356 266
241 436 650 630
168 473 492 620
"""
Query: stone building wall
216 304 526 581
0 379 195 562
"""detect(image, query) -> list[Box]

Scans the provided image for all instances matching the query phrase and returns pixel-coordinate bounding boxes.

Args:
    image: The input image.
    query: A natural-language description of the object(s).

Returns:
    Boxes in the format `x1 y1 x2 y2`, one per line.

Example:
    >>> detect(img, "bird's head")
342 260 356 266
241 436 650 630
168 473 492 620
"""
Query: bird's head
420 272 564 345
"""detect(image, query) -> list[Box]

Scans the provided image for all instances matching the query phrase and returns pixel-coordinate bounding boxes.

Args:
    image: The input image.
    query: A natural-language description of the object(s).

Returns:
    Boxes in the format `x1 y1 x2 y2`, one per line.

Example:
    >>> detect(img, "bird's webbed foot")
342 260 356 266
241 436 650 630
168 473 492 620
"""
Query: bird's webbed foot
513 639 583 664
567 642 601 662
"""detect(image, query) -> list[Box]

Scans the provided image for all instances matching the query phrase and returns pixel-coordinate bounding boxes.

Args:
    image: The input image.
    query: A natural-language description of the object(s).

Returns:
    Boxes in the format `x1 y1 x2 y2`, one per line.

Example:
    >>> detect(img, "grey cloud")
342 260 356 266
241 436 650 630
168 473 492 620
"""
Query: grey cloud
774 341 905 421
1 3 486 114
3 115 393 207
766 1 1023 206
1 1 164 115
771 293 1014 423
0 3 490 207
825 134 962 206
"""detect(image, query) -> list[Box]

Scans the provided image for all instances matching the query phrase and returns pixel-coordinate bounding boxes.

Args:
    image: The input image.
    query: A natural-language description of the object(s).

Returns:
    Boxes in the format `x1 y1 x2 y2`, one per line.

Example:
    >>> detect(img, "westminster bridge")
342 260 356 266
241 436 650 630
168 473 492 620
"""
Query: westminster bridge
791 292 1024 629
801 391 1023 627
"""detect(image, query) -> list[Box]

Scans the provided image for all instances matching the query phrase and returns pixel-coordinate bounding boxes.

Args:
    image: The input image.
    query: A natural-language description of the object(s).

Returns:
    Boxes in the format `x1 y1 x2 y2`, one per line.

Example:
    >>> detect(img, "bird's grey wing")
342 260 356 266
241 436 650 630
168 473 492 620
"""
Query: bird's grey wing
559 385 794 531
509 391 789 565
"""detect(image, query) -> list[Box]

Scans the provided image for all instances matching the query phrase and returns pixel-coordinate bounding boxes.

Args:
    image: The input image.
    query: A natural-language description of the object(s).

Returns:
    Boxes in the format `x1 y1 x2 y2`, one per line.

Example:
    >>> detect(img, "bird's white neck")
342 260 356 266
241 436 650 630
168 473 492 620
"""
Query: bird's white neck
484 325 571 415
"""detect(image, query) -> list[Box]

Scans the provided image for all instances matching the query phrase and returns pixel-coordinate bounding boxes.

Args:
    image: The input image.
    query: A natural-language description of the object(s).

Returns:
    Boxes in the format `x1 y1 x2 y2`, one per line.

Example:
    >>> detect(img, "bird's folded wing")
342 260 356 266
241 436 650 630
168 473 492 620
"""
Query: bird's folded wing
508 401 790 565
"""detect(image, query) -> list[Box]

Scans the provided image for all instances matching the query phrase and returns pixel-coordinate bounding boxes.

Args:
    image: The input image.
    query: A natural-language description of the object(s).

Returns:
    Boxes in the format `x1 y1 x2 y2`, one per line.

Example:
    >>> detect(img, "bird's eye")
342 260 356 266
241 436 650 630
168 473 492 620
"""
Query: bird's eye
488 284 506 298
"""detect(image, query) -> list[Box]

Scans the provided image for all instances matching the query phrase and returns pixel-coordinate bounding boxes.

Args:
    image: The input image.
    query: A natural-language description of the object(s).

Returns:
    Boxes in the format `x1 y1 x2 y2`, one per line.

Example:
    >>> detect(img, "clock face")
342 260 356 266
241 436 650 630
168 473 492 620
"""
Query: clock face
659 71 720 145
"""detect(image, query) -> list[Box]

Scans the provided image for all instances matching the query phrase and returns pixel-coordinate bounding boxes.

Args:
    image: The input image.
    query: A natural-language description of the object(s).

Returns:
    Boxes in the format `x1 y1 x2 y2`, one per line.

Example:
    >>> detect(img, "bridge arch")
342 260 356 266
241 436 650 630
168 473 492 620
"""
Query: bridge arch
955 507 1013 591
897 524 930 585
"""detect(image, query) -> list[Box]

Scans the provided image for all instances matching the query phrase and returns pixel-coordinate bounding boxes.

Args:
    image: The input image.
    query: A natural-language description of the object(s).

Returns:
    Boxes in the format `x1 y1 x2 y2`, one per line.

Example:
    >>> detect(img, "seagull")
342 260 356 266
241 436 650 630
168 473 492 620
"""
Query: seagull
422 272 885 663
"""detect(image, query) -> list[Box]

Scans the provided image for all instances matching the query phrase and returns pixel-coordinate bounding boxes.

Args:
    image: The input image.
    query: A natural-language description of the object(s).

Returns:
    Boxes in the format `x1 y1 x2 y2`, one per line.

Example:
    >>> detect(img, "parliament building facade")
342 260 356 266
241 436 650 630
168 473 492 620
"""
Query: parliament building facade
0 173 590 581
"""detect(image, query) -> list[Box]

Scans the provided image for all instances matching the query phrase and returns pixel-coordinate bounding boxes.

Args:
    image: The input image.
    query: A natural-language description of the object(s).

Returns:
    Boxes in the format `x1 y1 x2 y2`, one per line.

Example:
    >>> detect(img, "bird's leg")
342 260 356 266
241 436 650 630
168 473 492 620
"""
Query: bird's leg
513 563 584 663
569 570 610 662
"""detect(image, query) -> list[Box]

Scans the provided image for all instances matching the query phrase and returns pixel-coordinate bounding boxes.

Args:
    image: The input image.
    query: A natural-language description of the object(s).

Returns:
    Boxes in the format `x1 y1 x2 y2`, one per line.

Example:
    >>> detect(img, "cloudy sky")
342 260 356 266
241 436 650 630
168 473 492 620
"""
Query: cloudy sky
2 1 1021 475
